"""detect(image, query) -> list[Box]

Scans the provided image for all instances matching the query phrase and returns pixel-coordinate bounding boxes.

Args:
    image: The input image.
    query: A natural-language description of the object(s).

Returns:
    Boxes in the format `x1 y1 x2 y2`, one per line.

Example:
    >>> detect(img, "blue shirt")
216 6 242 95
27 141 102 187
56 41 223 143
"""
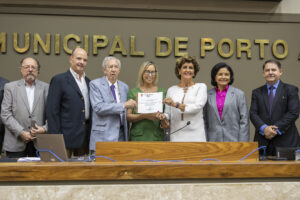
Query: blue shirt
259 80 282 136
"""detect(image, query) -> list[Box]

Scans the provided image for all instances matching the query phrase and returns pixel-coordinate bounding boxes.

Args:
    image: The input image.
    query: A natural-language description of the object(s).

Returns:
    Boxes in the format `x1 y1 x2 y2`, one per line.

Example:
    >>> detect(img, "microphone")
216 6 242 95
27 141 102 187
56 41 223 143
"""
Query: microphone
166 121 191 136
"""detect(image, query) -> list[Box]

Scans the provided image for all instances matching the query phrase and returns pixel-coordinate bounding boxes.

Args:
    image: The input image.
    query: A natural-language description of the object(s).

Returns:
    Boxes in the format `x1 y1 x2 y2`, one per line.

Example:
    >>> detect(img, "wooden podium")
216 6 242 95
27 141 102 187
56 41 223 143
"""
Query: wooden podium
95 142 259 162
0 141 299 183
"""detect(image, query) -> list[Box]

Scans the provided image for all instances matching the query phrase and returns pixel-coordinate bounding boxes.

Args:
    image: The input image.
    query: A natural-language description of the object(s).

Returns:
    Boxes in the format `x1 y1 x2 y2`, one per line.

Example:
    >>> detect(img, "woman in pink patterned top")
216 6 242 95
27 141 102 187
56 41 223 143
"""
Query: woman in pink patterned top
204 62 249 142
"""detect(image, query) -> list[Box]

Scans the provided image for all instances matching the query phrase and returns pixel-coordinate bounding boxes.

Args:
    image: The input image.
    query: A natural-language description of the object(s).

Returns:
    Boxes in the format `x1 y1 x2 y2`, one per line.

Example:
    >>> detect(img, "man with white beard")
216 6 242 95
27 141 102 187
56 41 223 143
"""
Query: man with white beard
1 57 48 158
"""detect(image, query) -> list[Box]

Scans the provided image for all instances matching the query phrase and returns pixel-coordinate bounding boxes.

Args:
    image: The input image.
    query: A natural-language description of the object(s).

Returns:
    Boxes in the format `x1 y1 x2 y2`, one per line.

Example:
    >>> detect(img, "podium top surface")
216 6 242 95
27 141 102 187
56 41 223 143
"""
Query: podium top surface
95 142 259 162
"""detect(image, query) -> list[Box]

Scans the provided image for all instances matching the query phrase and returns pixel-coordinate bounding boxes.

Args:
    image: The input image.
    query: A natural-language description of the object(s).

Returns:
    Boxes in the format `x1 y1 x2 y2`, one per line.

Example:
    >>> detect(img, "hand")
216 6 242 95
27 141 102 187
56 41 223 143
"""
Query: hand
30 124 46 136
20 131 35 143
163 97 175 107
124 99 137 109
144 113 160 121
156 112 167 121
160 118 170 129
264 125 278 140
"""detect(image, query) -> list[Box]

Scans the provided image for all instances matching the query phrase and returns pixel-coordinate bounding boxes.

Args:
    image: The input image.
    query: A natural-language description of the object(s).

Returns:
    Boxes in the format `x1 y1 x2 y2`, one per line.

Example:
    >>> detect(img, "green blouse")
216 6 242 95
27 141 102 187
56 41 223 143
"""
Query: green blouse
127 87 167 141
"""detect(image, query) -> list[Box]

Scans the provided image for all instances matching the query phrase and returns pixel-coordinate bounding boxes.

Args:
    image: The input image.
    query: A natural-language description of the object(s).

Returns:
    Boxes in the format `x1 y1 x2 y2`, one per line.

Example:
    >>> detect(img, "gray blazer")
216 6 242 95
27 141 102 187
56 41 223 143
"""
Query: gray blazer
0 77 9 128
204 86 249 142
1 79 49 152
89 76 129 151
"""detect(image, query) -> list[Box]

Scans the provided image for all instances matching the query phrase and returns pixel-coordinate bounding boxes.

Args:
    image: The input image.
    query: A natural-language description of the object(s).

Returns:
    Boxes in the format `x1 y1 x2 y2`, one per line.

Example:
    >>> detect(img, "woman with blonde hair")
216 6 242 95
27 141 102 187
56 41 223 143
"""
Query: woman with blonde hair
127 61 167 141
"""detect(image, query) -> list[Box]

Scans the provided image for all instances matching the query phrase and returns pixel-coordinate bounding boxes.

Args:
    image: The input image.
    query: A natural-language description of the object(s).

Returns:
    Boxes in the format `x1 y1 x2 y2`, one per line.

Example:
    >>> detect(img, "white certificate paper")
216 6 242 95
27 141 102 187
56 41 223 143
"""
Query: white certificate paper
137 92 163 113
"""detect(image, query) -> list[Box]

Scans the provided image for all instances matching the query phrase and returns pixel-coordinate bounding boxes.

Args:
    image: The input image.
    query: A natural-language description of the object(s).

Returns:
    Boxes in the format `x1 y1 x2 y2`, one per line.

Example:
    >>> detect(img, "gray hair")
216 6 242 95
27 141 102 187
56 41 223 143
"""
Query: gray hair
102 56 121 69
20 57 41 72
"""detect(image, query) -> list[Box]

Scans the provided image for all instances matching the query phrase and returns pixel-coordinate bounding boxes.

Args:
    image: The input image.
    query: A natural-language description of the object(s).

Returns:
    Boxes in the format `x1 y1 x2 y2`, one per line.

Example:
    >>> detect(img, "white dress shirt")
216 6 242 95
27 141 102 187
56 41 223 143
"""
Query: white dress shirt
70 68 90 120
24 80 35 113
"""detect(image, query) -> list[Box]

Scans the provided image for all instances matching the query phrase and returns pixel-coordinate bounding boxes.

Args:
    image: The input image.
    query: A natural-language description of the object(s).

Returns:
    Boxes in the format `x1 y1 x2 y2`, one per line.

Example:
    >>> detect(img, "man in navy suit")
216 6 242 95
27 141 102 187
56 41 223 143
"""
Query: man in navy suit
89 56 136 151
250 59 300 156
46 48 91 157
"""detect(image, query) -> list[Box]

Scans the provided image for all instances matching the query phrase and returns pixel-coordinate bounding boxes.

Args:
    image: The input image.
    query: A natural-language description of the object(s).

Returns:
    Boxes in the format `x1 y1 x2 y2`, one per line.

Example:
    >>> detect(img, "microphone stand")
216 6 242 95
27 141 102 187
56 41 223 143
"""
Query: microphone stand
164 121 191 141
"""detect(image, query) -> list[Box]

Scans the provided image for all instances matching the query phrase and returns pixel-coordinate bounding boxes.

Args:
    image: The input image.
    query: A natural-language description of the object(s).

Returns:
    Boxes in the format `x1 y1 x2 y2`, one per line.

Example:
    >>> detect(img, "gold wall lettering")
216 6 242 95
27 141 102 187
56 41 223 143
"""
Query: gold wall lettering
55 34 60 55
1 32 291 60
84 35 89 54
237 39 251 59
93 35 108 55
217 38 234 58
201 38 215 57
156 37 189 57
174 37 188 57
254 39 269 59
272 40 288 59
63 34 81 55
156 37 172 57
33 33 51 54
13 32 30 53
130 36 144 56
109 35 127 56
0 32 6 53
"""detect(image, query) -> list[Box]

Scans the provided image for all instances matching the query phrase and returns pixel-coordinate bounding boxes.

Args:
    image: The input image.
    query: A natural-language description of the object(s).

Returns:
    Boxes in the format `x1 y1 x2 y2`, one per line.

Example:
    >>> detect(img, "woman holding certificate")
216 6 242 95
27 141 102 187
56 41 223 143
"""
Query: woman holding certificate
127 61 167 141
162 55 207 142
204 62 249 142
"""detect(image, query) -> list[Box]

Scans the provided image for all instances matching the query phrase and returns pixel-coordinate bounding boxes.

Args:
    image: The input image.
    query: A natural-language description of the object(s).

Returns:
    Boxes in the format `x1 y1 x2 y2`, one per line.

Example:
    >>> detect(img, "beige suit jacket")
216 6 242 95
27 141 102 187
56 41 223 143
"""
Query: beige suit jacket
1 79 49 152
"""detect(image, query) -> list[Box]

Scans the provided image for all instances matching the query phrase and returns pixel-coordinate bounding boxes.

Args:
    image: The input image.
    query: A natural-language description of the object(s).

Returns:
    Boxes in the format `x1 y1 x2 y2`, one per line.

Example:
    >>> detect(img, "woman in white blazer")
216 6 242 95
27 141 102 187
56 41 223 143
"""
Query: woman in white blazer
162 55 207 142
204 62 249 142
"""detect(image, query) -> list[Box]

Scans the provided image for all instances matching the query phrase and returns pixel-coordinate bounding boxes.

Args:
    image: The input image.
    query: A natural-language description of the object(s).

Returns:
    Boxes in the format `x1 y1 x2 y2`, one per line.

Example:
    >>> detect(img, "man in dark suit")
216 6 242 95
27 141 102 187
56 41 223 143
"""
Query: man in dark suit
0 77 9 152
250 59 300 156
46 48 91 157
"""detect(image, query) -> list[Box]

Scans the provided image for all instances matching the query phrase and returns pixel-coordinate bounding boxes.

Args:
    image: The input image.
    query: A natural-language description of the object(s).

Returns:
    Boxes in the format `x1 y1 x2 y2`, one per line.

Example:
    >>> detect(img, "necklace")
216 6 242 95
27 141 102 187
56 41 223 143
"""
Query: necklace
181 87 189 121
140 86 157 93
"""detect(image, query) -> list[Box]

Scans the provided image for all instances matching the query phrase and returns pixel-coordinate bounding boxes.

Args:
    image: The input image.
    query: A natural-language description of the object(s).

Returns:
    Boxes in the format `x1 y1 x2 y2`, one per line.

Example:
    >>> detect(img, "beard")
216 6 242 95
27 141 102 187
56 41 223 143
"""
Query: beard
25 74 36 82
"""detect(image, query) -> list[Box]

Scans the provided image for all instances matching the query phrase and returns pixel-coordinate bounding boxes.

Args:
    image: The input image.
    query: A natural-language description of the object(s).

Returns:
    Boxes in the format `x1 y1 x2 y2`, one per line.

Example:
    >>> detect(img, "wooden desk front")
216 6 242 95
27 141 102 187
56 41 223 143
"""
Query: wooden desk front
0 161 299 182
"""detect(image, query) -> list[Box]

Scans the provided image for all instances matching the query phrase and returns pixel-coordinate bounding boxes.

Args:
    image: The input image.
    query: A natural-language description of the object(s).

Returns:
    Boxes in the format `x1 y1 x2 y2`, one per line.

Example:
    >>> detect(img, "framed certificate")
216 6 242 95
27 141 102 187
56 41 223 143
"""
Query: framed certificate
136 92 163 113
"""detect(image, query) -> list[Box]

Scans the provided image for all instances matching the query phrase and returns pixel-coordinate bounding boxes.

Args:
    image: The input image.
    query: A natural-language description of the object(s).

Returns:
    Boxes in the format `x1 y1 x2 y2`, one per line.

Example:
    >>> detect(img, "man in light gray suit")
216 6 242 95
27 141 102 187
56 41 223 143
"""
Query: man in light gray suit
1 57 48 158
89 56 136 151
0 77 9 152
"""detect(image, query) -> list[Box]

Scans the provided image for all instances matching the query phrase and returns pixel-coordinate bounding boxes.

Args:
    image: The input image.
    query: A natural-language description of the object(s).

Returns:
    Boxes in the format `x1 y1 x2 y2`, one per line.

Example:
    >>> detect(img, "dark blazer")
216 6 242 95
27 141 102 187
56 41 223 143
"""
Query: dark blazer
0 77 9 151
250 81 300 155
46 71 91 149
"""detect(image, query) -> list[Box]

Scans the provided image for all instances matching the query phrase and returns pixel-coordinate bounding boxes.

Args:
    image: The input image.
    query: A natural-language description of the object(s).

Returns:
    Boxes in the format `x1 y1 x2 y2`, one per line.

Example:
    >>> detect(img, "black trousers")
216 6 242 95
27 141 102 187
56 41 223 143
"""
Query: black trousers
66 120 91 158
6 141 36 158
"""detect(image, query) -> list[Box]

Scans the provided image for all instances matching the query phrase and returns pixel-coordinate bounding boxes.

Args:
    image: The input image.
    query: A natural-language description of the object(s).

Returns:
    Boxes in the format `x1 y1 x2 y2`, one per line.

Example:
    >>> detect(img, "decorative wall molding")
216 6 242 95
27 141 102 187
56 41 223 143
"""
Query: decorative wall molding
1 0 299 22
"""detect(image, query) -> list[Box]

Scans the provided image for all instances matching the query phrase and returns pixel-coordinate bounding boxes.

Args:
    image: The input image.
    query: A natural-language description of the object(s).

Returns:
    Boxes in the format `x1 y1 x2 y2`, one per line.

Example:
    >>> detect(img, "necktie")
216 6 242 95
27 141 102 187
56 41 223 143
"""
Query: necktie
269 86 274 115
110 84 122 125
110 84 117 102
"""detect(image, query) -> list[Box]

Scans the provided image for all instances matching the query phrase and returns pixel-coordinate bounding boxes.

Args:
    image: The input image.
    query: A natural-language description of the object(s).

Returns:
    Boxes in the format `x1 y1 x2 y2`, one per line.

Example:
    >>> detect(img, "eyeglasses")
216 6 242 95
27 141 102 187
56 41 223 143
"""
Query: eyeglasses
144 70 157 75
22 65 38 71
106 65 119 70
